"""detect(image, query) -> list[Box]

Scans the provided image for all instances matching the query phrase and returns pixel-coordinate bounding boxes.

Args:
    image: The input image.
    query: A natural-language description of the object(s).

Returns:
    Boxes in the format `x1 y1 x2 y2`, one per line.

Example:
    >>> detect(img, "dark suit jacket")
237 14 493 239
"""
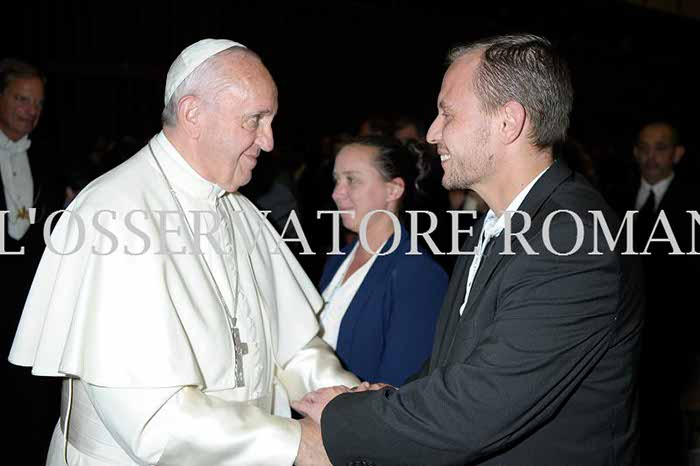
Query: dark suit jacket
613 175 699 363
319 226 448 387
611 174 698 255
321 160 644 466
1 142 62 347
1 139 63 466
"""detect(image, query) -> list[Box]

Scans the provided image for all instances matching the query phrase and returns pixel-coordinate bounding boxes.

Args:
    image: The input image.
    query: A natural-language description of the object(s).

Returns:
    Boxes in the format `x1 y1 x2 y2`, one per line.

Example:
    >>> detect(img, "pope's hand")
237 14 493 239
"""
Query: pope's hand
295 417 332 466
291 385 350 424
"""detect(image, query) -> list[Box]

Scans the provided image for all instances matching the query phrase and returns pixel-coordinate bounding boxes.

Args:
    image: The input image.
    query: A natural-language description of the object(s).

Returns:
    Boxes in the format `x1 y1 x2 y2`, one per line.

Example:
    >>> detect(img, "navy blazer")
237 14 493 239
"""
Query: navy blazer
319 226 448 387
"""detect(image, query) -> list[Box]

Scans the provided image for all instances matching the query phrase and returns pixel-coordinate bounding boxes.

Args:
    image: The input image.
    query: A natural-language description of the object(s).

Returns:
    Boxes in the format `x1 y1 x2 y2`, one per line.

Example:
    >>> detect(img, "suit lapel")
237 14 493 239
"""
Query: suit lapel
336 230 405 356
431 221 481 367
439 161 573 364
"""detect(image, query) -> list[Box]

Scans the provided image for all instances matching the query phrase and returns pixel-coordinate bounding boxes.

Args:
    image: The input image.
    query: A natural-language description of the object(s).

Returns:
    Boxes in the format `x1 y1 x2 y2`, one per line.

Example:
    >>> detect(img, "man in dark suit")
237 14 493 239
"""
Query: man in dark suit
0 58 62 466
293 34 644 466
617 121 699 465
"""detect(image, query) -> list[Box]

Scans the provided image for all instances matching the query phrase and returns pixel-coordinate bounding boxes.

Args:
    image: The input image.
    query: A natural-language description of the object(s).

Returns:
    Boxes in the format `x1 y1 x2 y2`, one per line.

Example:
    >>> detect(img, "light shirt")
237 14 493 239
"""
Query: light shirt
635 173 674 212
0 129 34 240
459 166 550 315
320 241 383 349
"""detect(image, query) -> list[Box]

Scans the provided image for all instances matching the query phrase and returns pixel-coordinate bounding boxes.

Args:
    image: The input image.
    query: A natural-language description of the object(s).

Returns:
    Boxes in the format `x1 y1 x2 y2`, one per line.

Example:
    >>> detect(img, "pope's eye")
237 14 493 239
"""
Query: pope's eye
242 117 261 131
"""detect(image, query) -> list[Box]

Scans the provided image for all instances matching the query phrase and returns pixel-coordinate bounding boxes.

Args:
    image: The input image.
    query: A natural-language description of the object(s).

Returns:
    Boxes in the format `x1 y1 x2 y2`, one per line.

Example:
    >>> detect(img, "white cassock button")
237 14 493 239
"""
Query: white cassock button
255 365 262 374
247 316 254 325
225 243 233 253
253 341 259 349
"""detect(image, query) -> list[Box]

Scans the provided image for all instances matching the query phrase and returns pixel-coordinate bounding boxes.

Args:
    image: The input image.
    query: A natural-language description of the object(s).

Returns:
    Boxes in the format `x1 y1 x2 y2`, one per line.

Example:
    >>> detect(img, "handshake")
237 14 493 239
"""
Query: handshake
293 382 394 466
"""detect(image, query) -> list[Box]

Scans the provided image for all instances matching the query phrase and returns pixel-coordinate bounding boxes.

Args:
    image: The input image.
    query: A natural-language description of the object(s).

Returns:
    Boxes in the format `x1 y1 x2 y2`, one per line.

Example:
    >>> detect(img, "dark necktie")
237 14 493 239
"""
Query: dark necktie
636 190 656 250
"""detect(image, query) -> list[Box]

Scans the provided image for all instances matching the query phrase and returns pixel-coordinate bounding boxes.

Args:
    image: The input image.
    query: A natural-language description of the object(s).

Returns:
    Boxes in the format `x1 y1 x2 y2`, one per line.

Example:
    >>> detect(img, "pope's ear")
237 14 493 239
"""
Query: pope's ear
177 95 202 139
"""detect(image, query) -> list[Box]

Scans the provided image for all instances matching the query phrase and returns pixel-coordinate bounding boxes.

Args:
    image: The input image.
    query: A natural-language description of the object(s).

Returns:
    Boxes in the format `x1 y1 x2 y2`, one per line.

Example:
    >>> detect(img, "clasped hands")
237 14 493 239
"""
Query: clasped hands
293 382 393 466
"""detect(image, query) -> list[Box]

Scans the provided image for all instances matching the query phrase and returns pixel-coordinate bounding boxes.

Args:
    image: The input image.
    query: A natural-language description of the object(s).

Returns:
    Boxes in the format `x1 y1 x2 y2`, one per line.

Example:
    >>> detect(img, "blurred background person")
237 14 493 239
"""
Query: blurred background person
610 120 699 466
0 57 62 466
318 136 448 387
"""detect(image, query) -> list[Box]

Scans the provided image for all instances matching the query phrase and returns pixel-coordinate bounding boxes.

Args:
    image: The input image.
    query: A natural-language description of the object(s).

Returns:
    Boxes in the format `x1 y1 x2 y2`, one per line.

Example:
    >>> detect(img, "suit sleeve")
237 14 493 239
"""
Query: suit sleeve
373 258 447 386
321 220 623 466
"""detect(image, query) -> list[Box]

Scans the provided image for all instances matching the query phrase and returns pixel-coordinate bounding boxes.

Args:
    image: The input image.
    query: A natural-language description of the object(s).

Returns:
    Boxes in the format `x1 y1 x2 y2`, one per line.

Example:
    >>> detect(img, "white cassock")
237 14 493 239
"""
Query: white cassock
9 131 359 465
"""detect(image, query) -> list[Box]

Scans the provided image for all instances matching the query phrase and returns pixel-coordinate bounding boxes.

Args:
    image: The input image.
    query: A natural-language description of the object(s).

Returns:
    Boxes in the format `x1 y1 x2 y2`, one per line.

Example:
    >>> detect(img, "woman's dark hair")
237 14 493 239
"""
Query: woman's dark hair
339 135 433 219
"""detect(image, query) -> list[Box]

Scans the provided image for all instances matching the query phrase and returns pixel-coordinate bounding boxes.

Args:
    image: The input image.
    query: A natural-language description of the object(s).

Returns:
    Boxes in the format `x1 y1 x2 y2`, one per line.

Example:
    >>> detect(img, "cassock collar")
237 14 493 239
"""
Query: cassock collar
151 131 226 202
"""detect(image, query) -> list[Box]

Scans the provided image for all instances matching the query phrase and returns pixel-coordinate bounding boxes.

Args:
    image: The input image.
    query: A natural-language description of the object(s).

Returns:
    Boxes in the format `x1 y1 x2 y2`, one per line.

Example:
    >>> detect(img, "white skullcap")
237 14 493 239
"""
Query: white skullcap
164 38 246 105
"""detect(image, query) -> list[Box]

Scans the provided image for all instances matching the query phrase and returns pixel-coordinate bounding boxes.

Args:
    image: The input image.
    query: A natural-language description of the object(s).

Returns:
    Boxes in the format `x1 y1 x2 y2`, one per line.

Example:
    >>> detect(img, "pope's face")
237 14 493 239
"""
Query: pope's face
0 76 44 141
199 57 277 192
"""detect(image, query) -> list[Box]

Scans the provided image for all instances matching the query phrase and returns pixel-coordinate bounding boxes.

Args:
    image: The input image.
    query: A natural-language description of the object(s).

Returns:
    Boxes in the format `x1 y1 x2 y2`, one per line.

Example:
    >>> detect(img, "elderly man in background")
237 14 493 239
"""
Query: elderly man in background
1 58 64 465
9 39 358 465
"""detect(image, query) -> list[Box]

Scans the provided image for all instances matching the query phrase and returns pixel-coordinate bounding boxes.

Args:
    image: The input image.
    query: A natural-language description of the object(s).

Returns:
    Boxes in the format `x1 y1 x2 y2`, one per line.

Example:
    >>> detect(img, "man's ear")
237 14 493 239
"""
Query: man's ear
386 177 405 202
177 95 202 139
633 144 641 163
499 101 526 145
673 145 686 165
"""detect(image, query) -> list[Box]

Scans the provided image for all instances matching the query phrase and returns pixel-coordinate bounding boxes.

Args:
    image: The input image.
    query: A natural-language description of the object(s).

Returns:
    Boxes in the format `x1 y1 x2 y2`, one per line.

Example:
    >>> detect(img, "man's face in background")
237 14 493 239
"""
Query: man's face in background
0 76 44 141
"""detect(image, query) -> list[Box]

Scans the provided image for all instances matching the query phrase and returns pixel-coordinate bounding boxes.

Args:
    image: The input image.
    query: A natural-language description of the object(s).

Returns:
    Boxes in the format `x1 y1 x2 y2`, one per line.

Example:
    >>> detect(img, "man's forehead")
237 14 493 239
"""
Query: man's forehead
7 76 44 94
439 54 479 102
639 124 674 142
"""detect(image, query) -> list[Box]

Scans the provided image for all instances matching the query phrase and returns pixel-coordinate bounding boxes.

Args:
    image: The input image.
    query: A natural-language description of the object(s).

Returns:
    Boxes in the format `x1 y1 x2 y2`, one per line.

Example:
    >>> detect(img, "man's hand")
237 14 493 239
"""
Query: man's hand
295 417 332 466
292 383 395 424
291 385 350 424
351 381 395 392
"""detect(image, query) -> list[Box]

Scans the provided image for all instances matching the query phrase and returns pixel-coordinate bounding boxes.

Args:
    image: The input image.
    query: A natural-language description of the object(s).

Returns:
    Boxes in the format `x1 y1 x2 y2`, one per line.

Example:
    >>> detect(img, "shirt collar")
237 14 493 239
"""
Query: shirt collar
151 131 225 202
482 165 551 241
640 173 674 201
0 129 31 159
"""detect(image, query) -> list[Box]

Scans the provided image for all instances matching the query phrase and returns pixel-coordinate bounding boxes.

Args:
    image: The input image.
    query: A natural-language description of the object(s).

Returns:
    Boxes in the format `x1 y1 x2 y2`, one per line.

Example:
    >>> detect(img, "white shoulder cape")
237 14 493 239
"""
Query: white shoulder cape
9 134 323 389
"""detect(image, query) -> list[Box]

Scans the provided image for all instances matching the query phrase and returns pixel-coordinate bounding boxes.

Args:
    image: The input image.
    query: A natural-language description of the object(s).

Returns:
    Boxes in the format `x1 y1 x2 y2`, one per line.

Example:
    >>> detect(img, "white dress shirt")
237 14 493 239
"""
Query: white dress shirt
635 173 674 212
0 129 34 240
320 241 383 349
459 166 550 315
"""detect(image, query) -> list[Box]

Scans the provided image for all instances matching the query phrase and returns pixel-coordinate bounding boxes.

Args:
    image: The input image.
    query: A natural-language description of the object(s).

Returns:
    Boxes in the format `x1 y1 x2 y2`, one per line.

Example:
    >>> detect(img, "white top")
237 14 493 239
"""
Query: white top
635 173 674 211
11 131 359 466
320 242 383 349
0 129 34 240
459 166 550 315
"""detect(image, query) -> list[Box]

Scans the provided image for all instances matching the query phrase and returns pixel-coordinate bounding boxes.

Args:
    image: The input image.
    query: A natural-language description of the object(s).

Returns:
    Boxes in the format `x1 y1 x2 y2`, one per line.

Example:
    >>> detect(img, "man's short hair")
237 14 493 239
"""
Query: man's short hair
448 33 573 149
0 58 46 94
638 120 681 146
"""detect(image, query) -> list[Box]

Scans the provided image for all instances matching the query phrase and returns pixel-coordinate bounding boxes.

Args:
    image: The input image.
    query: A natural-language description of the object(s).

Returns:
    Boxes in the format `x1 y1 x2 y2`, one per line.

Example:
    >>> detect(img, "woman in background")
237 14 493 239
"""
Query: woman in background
319 136 448 387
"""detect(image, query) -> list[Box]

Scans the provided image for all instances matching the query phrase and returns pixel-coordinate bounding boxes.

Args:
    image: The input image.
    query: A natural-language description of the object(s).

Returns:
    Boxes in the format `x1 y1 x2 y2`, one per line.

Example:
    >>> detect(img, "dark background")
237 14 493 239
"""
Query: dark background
3 0 699 180
1 3 698 464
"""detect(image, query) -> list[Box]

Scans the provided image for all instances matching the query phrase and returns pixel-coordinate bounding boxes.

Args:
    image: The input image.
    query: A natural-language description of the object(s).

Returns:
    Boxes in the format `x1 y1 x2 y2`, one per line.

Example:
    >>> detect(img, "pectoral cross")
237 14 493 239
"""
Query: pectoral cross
231 318 249 387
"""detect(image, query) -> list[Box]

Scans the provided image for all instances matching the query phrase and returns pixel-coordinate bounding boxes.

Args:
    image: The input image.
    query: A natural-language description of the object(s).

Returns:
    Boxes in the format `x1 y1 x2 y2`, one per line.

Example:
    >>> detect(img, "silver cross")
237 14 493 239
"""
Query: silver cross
231 318 249 387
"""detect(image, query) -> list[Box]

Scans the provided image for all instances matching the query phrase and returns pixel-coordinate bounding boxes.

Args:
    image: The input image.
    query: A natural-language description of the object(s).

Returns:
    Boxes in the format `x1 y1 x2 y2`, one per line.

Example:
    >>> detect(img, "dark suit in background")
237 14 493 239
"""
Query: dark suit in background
322 161 644 466
610 173 699 465
1 138 63 466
